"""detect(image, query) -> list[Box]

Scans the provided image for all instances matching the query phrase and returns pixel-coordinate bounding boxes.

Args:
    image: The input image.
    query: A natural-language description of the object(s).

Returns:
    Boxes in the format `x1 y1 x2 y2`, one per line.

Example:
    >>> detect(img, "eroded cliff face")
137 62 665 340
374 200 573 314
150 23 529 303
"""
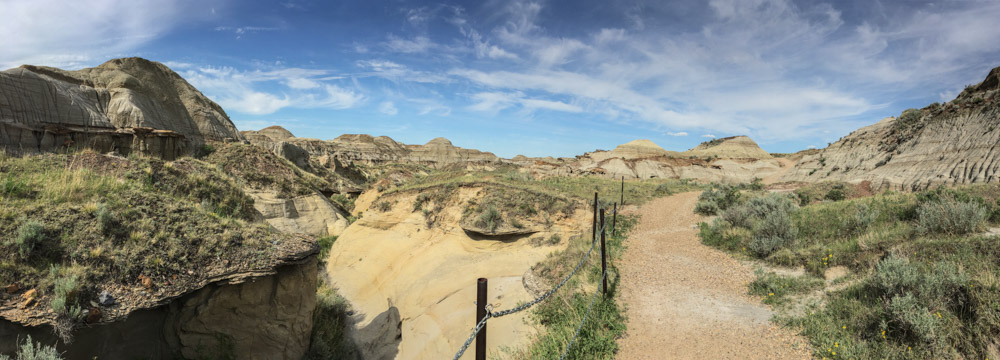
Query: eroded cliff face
0 257 317 360
0 57 243 159
242 127 503 169
782 66 1000 191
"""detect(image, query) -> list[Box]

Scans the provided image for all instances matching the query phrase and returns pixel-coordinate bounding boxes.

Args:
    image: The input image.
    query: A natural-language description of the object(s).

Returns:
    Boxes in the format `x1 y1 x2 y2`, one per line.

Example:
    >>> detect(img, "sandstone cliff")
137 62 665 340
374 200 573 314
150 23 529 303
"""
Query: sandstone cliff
782 66 1000 190
0 57 243 159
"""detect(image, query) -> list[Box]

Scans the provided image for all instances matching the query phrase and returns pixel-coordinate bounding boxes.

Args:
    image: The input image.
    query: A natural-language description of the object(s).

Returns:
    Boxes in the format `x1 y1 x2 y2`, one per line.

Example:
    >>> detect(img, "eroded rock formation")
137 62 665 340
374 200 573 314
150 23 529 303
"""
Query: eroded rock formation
782 66 1000 190
0 57 243 159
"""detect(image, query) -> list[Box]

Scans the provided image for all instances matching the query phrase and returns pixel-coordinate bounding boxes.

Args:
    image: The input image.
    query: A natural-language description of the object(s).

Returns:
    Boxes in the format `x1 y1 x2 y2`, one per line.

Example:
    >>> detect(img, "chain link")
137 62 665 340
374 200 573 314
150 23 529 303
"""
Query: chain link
452 198 613 359
559 268 607 360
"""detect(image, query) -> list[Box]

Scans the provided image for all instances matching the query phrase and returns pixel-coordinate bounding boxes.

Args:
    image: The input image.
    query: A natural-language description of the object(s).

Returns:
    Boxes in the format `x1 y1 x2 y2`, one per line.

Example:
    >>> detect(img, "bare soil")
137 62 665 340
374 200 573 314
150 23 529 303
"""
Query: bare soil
616 192 811 359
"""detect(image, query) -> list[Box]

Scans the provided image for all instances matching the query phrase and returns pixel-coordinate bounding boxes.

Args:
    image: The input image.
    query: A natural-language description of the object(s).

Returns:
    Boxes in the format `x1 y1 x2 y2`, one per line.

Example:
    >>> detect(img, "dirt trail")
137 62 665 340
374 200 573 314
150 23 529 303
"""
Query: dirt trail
616 192 810 359
762 157 797 185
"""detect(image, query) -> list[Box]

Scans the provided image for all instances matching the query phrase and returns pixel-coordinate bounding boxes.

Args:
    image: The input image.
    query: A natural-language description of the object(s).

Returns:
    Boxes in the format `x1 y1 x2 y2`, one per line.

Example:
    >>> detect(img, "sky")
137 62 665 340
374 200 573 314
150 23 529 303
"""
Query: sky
2 0 999 158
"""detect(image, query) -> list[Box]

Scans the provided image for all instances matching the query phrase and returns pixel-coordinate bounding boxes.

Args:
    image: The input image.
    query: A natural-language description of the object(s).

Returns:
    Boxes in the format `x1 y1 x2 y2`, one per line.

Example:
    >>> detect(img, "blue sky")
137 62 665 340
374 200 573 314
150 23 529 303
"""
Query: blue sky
2 0 1000 157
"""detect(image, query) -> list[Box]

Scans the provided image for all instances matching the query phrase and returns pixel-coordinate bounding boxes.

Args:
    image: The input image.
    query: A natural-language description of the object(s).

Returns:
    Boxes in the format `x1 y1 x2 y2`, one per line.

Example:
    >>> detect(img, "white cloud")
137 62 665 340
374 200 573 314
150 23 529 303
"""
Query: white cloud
379 101 399 115
286 78 321 89
667 132 688 137
179 65 365 115
702 134 716 138
807 145 817 149
467 91 582 113
356 59 451 83
384 35 435 53
214 26 280 39
0 0 221 69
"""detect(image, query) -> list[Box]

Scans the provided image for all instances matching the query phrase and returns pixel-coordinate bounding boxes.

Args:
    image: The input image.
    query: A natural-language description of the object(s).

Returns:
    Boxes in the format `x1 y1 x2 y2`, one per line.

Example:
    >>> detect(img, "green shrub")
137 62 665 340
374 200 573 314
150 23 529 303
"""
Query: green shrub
373 201 392 212
916 200 987 235
824 184 846 201
475 205 503 232
317 236 337 261
749 236 784 257
330 194 355 213
872 255 921 298
305 285 358 359
751 209 797 244
887 294 940 345
694 184 740 215
848 203 879 234
51 274 81 316
96 203 114 234
413 193 430 212
1 175 29 198
193 144 216 158
0 335 63 360
14 219 45 259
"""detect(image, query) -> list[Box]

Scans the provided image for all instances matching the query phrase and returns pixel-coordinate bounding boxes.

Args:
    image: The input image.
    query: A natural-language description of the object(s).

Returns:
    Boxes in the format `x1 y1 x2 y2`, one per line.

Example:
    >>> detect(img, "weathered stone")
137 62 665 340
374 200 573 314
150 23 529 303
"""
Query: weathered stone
782 66 1000 191
0 57 243 159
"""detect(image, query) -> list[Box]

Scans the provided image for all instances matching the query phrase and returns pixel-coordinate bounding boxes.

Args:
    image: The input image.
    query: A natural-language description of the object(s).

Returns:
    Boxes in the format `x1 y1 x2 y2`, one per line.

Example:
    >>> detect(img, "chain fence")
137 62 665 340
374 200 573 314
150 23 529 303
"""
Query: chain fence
452 198 615 360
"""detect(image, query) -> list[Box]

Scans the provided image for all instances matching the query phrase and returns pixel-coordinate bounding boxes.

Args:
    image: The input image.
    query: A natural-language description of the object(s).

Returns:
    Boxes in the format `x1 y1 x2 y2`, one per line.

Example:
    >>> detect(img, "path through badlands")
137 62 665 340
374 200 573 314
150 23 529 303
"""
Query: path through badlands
616 192 810 359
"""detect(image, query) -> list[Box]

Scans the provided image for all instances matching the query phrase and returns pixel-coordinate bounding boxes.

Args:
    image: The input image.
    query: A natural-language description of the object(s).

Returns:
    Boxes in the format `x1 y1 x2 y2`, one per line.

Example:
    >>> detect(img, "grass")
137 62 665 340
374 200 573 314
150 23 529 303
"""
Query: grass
515 214 636 359
304 282 358 359
748 269 824 306
0 151 302 336
0 336 63 360
696 184 1000 359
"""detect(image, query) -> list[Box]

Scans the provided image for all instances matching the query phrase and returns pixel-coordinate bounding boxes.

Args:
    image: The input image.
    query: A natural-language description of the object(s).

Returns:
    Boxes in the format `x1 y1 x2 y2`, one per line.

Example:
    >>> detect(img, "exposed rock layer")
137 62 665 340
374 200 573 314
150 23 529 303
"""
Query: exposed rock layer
0 257 317 360
0 58 243 159
782 66 1000 190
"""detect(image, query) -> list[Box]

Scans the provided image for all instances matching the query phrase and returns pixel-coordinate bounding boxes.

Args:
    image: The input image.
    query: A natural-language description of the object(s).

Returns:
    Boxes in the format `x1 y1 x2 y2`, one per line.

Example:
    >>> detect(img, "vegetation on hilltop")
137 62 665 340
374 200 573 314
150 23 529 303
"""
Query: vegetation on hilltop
696 183 1000 359
0 150 308 338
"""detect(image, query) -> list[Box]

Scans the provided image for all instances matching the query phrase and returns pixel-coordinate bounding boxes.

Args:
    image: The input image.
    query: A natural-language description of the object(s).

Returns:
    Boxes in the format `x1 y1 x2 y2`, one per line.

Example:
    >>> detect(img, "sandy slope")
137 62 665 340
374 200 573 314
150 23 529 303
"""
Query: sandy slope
326 188 589 359
762 157 797 185
616 192 810 359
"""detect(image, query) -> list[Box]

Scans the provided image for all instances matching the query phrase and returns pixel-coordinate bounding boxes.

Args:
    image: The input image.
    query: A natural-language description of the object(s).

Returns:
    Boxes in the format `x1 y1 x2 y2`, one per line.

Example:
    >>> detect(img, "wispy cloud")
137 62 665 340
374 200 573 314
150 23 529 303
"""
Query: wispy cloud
0 0 222 69
214 26 281 39
180 65 364 115
702 134 716 138
667 132 688 137
379 101 399 115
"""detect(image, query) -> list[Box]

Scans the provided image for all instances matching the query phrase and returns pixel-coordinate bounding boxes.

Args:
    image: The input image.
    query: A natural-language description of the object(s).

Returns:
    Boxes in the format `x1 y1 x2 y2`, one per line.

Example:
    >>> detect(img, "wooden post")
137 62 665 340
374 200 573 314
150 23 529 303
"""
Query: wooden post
612 202 618 236
600 209 608 296
476 278 487 360
592 192 598 242
620 176 625 207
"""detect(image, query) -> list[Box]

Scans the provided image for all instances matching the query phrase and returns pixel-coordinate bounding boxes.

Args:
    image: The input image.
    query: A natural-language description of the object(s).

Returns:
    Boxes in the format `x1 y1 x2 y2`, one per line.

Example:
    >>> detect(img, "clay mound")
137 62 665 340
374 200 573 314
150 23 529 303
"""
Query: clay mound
782 65 1000 191
683 136 773 159
257 125 295 141
1 57 242 157
611 139 681 159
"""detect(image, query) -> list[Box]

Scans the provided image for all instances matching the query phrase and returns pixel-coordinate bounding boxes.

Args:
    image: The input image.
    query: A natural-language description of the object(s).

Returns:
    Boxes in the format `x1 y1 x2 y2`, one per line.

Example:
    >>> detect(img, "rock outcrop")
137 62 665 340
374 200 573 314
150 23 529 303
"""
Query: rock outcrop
514 137 781 183
0 57 243 159
782 66 1000 190
242 128 503 169
1 249 318 360
253 191 351 237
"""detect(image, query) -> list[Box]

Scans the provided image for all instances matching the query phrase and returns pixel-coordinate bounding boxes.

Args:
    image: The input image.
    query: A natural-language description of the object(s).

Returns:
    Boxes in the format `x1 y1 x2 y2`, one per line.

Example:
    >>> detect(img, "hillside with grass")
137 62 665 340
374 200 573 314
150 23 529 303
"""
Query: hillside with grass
0 149 318 357
783 66 1000 191
696 183 1000 359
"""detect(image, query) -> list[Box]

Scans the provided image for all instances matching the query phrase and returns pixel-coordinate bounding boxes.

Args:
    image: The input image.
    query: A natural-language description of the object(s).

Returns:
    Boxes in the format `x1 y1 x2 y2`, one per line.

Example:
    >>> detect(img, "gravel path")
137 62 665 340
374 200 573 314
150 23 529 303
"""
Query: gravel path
616 192 811 359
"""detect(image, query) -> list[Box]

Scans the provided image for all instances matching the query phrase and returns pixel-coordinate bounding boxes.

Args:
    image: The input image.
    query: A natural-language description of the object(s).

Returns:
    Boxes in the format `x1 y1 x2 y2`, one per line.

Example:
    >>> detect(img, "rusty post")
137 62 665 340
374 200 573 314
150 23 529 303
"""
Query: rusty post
612 202 618 236
600 208 608 296
592 192 598 242
476 278 487 360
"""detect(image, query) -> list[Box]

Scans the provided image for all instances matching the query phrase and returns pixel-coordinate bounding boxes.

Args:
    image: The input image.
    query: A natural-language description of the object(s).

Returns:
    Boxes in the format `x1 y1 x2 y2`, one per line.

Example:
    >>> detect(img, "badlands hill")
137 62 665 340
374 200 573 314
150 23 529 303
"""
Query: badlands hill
0 57 243 159
515 136 783 183
783 66 1000 190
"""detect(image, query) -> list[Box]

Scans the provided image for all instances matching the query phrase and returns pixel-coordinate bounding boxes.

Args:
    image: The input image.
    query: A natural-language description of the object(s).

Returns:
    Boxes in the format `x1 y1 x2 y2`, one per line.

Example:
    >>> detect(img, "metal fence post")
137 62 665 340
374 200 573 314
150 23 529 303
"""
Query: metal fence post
600 208 607 296
476 278 487 360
